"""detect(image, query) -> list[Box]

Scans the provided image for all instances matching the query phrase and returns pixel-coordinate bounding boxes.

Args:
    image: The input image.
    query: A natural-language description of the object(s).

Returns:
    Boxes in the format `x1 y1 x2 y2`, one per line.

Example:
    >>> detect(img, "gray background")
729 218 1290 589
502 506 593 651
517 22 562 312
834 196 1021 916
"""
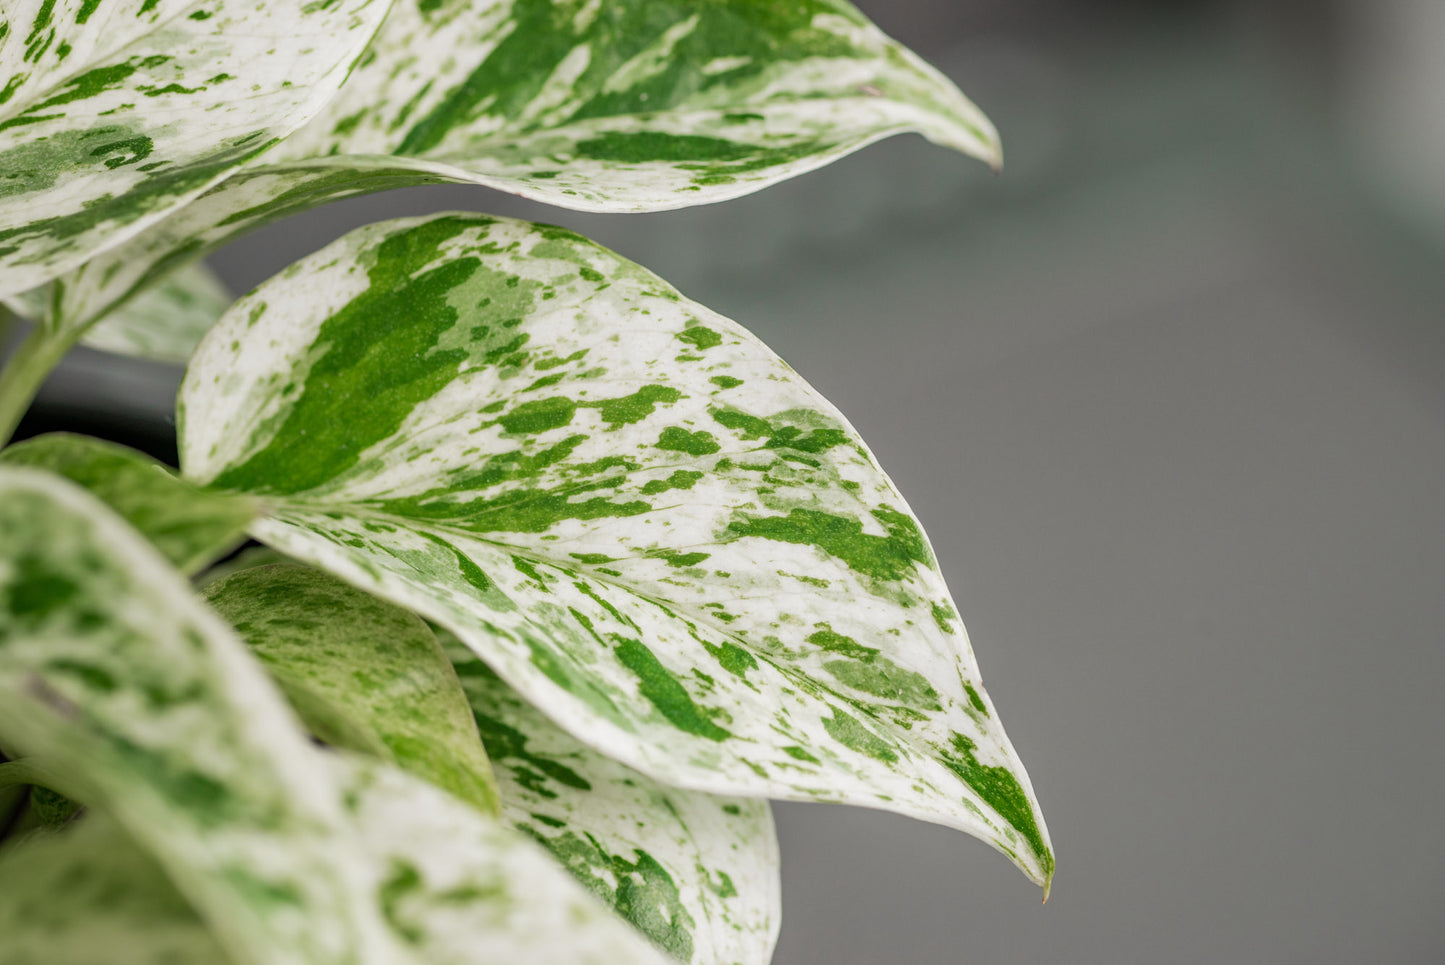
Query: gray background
16 1 1445 961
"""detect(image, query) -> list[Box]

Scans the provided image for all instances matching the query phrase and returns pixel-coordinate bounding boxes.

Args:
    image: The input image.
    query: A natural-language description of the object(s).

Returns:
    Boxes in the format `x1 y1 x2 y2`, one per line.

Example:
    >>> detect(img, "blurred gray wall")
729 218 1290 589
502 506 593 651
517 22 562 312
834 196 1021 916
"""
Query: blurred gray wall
16 1 1445 961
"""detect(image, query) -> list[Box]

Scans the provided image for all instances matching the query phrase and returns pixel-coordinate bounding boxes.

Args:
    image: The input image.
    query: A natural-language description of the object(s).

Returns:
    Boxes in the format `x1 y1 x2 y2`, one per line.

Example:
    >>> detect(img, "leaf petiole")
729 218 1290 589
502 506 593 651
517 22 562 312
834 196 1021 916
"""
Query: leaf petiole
0 320 81 449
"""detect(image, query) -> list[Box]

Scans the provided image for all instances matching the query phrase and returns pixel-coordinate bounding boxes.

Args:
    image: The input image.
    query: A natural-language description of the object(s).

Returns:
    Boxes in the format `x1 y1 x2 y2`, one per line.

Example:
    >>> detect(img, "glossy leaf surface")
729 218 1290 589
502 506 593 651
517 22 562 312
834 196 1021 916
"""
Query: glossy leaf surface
179 213 1054 889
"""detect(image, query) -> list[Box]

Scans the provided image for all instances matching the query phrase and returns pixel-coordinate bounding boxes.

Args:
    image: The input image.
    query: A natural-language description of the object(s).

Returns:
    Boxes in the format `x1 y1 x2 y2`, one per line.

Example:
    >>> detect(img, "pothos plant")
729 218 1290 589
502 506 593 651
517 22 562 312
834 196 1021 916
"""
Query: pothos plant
0 2 1054 963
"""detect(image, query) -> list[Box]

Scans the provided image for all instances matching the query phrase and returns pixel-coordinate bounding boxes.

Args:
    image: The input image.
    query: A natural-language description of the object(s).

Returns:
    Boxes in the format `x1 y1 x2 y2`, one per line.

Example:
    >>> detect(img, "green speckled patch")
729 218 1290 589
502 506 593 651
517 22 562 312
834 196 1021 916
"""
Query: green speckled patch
203 564 501 815
447 633 779 965
179 213 1053 891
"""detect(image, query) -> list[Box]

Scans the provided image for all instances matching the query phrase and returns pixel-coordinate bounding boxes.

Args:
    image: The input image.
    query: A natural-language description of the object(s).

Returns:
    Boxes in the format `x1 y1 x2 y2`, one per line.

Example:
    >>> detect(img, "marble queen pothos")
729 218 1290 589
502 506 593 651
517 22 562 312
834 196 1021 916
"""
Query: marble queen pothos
0 1 1054 962
2 0 999 361
175 213 1055 890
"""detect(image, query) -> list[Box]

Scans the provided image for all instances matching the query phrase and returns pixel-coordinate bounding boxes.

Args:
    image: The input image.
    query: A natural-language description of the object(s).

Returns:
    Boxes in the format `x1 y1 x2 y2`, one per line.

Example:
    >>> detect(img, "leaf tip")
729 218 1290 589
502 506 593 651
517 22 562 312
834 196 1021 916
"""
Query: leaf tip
987 143 1004 174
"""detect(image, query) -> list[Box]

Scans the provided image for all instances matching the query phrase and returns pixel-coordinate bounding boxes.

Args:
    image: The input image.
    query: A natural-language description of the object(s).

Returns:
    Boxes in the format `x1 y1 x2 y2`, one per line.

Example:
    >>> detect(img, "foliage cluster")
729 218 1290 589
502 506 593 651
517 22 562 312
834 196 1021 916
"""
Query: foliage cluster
0 2 1052 962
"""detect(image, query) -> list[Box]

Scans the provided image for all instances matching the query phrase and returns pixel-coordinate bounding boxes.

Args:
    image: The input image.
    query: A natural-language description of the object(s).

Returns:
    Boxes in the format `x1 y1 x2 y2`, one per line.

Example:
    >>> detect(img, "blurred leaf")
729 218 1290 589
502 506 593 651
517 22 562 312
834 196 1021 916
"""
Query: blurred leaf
83 261 231 363
0 465 403 964
0 813 226 965
5 261 229 364
0 465 681 965
0 433 255 574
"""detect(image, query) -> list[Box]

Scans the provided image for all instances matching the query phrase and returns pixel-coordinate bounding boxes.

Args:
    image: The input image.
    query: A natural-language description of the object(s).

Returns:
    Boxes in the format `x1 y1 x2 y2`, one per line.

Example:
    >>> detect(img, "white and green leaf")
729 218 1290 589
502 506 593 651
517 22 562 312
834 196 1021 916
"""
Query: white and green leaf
179 212 1055 891
197 552 777 962
0 0 394 297
445 631 779 965
17 0 999 360
0 432 255 573
0 465 402 965
203 563 501 815
82 259 230 362
0 813 226 965
0 464 684 965
268 0 1000 211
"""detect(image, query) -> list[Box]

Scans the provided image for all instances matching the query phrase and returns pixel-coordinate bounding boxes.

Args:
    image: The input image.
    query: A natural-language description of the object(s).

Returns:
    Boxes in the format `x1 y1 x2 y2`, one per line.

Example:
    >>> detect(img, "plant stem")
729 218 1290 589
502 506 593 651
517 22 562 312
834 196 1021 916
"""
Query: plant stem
0 319 79 448
0 760 63 794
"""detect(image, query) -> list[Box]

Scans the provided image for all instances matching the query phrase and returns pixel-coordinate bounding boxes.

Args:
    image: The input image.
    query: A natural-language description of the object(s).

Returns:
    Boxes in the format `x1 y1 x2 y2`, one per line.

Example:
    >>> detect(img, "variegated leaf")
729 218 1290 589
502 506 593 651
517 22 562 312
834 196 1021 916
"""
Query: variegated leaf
0 465 682 965
17 0 999 357
268 0 1000 211
0 0 393 298
445 631 779 965
0 813 227 965
20 159 429 347
82 259 230 362
203 563 501 815
193 540 775 962
179 213 1055 891
325 751 676 965
0 432 255 573
0 464 408 965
